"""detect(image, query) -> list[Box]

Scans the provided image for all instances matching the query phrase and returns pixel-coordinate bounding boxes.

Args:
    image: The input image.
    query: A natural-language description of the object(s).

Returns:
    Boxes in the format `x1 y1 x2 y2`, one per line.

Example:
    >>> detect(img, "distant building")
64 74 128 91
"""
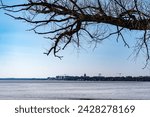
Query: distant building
56 76 65 80
99 73 101 77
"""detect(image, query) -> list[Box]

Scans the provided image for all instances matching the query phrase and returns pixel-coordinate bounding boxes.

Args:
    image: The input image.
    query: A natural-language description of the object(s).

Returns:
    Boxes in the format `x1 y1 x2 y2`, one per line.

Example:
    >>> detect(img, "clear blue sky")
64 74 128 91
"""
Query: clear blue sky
0 2 150 78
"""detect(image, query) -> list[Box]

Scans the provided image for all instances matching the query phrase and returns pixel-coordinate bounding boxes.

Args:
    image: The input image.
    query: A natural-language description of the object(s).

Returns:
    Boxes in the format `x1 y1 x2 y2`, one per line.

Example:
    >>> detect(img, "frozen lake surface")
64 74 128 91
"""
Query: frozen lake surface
0 80 150 100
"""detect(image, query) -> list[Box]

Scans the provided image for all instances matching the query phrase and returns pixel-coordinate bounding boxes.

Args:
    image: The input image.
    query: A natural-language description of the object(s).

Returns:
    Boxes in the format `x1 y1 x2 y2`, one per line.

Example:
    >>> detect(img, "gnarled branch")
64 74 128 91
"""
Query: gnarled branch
1 0 150 66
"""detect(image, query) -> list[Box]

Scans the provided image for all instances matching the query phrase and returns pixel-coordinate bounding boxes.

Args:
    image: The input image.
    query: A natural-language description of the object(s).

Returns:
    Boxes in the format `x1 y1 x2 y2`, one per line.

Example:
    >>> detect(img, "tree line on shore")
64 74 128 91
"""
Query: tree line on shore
48 76 150 81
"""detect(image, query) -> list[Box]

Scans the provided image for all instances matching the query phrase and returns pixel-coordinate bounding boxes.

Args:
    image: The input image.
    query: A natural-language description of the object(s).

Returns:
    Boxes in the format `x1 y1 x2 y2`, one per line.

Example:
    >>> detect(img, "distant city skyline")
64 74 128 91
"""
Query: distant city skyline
0 1 150 78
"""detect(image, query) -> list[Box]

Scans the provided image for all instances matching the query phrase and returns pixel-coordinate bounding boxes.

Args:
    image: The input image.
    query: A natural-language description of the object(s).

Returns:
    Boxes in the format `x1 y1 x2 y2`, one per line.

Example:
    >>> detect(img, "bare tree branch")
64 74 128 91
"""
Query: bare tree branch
1 0 150 65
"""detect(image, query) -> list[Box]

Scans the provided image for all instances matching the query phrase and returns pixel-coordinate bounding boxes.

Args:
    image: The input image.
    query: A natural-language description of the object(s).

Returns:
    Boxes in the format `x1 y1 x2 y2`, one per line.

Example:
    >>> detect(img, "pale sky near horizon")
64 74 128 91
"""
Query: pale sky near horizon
0 1 150 78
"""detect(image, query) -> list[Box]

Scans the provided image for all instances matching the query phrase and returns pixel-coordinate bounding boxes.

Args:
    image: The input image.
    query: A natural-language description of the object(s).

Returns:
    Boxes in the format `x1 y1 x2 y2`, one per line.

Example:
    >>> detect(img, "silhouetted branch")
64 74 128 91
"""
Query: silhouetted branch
1 0 150 65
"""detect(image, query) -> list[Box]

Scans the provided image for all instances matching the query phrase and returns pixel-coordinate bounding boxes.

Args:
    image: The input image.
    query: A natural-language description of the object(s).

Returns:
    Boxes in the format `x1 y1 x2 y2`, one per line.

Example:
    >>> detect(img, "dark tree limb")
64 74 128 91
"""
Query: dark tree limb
1 0 150 66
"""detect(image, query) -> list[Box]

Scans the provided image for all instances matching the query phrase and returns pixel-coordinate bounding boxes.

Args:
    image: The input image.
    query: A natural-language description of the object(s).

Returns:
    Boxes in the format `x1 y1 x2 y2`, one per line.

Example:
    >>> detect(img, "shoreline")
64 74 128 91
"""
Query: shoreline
0 79 149 83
